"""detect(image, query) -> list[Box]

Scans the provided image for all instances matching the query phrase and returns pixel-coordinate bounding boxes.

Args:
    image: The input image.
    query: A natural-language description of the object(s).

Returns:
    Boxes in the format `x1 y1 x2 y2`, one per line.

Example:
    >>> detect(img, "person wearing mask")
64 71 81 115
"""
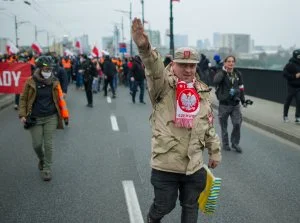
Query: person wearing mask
102 55 117 98
213 55 245 153
19 56 69 181
79 54 97 107
283 49 300 123
132 18 221 223
130 55 146 104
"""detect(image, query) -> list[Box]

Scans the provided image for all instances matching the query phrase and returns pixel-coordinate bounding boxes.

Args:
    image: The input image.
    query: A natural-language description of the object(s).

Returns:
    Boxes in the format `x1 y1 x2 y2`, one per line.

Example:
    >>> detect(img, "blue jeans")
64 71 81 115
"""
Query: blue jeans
76 72 83 88
148 168 206 223
132 80 145 103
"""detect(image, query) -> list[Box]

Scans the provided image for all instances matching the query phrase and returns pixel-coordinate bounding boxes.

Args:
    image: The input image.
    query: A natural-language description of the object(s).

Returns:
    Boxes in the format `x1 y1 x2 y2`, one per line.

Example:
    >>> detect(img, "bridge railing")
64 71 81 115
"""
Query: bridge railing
208 68 293 105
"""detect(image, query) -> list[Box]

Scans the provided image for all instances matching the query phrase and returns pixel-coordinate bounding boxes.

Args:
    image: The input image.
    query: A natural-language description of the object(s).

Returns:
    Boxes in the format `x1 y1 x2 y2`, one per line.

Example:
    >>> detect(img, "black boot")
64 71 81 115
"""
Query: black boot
147 215 161 223
232 144 242 153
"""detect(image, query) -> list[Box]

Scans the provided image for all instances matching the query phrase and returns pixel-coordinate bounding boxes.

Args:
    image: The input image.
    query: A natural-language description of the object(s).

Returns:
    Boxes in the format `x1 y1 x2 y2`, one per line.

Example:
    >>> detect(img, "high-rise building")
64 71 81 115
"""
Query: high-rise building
164 30 188 49
213 32 221 48
174 34 188 48
196 40 204 50
204 38 211 49
102 36 113 53
0 38 9 54
79 34 89 53
145 30 161 47
197 39 211 50
221 33 251 53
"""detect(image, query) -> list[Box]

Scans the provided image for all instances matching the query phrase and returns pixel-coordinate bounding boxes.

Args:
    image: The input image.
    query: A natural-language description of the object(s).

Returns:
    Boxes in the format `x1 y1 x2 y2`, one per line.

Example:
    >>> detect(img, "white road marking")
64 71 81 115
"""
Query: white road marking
110 115 119 131
122 180 144 223
107 96 112 103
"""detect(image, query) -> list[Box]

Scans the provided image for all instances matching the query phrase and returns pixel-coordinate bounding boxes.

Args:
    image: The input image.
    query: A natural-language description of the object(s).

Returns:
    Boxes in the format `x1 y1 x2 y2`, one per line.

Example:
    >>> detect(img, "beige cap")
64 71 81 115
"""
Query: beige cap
173 47 199 64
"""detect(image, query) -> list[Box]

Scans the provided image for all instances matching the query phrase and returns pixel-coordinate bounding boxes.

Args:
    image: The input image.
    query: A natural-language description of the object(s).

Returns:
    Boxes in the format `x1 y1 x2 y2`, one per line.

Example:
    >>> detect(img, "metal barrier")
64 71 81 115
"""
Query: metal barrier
209 68 294 105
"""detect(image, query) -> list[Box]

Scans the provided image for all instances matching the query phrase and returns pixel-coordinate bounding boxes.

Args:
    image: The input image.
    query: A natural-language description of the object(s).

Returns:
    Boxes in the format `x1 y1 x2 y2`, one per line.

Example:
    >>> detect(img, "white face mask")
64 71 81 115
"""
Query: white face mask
41 71 52 79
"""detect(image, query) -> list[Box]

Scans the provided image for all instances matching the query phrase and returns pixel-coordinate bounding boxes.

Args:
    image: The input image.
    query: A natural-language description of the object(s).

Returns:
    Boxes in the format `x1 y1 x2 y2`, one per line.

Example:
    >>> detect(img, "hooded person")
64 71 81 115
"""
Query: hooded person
19 56 69 181
283 49 300 123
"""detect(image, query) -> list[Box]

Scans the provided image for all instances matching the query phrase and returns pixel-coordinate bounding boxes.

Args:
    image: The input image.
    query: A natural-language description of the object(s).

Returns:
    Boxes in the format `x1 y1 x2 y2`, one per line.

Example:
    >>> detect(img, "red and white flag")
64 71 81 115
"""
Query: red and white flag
101 49 109 56
75 40 83 54
6 41 19 55
31 42 43 55
172 0 180 2
91 45 100 58
64 49 74 57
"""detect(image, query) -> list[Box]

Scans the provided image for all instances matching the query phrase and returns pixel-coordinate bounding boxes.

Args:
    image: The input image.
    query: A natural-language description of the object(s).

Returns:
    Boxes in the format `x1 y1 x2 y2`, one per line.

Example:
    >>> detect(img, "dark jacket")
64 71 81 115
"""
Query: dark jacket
131 58 145 81
213 68 245 105
198 54 210 73
283 58 300 88
80 59 97 82
102 58 117 79
53 64 68 93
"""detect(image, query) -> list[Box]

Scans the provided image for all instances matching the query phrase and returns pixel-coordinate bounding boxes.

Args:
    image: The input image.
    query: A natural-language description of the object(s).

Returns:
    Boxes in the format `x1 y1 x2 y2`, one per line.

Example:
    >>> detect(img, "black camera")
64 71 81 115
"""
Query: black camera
242 99 253 108
24 116 37 129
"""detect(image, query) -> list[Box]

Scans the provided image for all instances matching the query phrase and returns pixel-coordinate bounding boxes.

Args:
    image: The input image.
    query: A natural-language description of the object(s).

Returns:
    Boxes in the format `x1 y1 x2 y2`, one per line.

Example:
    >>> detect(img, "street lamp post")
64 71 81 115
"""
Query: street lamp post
35 25 46 42
169 0 174 57
141 0 144 26
14 15 30 48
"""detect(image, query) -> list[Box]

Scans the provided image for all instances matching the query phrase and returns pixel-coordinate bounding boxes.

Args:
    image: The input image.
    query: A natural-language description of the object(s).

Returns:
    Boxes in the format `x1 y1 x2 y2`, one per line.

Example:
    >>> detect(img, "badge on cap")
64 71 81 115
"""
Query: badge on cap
183 51 191 59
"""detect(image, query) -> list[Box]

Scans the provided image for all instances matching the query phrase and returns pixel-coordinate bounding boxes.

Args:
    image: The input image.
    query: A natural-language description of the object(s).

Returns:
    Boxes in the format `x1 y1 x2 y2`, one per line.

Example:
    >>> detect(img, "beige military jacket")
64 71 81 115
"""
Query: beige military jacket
139 46 221 175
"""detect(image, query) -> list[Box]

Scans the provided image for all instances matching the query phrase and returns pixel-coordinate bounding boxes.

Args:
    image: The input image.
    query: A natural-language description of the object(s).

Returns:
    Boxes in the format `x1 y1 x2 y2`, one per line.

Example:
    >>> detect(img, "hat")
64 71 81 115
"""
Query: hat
293 49 300 60
213 54 221 62
173 47 199 64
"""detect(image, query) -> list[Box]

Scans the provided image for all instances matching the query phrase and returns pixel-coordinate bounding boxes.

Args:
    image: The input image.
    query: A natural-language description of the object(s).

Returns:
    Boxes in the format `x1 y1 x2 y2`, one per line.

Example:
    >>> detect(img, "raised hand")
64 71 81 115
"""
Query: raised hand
131 17 149 49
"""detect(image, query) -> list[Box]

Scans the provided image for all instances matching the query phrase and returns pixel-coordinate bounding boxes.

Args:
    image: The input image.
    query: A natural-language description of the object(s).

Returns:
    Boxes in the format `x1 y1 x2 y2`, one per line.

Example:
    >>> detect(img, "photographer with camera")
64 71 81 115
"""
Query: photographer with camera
19 56 69 181
213 55 246 153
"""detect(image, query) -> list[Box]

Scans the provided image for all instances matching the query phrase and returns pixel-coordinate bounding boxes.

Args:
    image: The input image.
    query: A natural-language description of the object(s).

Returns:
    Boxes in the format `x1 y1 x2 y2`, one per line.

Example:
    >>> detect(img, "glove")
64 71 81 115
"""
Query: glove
64 118 69 126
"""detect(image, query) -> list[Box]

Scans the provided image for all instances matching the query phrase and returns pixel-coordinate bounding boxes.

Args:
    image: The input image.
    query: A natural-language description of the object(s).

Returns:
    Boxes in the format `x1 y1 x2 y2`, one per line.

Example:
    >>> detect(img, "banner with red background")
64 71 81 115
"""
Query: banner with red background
0 63 31 94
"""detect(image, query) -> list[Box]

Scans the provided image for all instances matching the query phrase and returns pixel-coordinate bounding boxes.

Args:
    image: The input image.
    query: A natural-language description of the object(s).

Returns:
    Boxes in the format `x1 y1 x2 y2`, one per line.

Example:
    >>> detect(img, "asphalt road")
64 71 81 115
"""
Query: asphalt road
0 84 299 223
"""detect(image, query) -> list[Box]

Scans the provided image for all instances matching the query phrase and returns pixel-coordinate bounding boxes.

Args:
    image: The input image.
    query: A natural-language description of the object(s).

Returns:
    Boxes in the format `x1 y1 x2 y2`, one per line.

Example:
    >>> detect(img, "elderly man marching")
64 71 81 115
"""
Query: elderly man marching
132 18 221 223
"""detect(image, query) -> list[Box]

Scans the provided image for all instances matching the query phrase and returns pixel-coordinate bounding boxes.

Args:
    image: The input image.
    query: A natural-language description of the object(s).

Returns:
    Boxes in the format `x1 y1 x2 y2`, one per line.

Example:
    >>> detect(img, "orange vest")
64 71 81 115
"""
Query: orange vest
28 58 35 66
6 57 15 63
62 59 71 69
57 84 69 120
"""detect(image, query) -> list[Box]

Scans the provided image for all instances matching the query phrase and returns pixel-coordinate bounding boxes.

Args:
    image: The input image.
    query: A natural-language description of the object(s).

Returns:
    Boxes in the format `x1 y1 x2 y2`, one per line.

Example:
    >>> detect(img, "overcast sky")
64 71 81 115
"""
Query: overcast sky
0 0 299 49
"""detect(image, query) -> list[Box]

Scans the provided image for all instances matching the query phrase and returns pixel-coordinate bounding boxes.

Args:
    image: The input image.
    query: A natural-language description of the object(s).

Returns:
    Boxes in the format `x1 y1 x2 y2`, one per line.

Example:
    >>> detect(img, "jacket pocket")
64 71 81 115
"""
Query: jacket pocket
152 133 179 154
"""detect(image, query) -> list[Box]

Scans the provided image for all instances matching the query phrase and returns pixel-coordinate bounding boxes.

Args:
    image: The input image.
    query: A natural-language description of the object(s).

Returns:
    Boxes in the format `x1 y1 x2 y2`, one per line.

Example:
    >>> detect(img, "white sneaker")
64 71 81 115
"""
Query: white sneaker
283 116 289 123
